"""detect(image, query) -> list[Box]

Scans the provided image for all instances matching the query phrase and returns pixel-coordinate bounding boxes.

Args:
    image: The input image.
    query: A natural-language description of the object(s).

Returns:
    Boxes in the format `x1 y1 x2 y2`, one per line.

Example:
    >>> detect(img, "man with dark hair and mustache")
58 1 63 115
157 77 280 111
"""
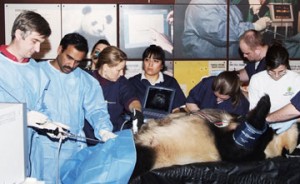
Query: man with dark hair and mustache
38 32 116 183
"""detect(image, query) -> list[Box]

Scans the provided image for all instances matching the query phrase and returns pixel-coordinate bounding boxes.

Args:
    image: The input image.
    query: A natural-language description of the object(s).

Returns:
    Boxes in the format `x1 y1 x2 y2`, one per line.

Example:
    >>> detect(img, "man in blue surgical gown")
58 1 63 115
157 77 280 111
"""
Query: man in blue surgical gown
38 33 116 183
0 11 64 180
182 0 271 58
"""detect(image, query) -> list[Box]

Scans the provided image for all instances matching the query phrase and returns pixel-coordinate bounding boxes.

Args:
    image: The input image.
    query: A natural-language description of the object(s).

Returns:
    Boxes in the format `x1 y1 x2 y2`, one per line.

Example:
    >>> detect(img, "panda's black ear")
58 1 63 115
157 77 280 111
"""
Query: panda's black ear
106 15 113 24
82 6 92 15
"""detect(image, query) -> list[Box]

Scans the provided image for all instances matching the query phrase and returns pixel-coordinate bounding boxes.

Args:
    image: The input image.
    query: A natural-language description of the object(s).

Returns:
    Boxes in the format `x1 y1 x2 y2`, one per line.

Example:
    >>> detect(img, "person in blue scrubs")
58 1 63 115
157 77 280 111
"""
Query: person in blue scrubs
84 46 143 145
0 11 68 181
238 29 269 83
186 71 249 117
129 45 186 112
0 11 51 115
182 0 271 59
38 33 116 183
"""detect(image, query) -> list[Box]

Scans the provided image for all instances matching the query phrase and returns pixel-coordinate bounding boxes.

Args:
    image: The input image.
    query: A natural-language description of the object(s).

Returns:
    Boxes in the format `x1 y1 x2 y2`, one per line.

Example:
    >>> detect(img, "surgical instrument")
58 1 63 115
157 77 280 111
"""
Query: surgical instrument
40 127 104 143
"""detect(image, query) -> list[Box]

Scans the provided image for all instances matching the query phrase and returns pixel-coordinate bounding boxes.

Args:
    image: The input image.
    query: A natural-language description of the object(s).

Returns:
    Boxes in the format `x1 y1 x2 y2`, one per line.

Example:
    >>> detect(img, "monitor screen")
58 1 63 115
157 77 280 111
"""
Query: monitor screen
269 3 294 23
144 86 175 112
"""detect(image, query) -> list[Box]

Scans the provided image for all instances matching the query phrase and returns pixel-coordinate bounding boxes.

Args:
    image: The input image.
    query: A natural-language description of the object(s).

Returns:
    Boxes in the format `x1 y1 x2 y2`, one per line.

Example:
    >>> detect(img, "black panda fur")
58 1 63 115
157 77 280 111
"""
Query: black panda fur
211 94 274 162
132 95 299 178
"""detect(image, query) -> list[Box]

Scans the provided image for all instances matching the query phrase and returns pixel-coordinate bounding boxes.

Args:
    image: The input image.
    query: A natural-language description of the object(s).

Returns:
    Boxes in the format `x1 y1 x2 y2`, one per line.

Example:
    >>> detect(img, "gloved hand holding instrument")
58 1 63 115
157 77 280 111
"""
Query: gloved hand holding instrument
40 127 106 143
253 17 271 31
28 110 115 142
27 111 70 139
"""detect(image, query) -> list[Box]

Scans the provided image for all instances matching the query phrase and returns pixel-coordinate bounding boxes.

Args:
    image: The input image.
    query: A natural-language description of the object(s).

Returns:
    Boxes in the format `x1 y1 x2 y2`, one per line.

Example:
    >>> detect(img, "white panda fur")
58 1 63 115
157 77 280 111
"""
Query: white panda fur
264 124 299 158
135 112 227 169
132 95 299 177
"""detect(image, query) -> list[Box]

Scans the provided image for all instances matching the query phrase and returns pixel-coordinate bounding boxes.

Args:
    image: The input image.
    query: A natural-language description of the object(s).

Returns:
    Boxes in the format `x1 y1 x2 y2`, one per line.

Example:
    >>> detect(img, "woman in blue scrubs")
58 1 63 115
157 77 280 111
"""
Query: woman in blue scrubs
186 71 249 117
129 45 186 112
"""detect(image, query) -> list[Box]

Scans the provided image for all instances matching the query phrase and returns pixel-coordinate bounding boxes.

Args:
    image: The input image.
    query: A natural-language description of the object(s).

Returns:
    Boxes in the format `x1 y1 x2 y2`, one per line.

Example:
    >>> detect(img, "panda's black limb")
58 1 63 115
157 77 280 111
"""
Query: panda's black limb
246 94 271 130
212 94 273 162
212 127 274 162
131 144 156 179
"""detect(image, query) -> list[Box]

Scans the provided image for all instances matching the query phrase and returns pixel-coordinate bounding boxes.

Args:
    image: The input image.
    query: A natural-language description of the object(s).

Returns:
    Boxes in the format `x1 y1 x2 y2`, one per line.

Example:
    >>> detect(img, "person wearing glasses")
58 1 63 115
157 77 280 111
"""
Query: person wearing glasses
248 43 300 134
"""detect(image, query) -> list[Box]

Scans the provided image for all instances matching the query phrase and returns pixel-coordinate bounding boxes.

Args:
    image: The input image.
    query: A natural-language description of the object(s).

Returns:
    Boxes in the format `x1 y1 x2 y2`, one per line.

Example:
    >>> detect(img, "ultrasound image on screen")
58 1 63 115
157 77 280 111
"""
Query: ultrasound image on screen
145 88 173 112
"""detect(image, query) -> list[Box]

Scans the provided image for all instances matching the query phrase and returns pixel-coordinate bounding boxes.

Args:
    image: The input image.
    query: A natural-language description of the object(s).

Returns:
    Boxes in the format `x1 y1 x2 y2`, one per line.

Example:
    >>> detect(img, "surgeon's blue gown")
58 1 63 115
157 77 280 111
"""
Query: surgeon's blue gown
36 61 113 183
0 54 50 179
182 0 254 58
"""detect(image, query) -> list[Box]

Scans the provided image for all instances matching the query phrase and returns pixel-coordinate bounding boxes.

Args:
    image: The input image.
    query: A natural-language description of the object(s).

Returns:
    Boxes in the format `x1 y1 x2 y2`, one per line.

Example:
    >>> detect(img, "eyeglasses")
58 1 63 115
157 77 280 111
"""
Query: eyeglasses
267 70 287 79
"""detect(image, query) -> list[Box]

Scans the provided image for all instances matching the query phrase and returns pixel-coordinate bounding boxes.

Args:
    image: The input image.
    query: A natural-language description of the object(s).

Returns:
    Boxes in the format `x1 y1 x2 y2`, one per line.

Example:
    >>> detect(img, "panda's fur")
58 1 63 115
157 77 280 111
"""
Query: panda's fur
132 95 299 178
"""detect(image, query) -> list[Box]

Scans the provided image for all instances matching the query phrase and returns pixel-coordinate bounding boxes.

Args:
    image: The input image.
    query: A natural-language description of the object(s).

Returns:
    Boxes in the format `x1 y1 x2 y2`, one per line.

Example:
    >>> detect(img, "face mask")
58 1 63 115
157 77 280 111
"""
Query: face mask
92 51 100 60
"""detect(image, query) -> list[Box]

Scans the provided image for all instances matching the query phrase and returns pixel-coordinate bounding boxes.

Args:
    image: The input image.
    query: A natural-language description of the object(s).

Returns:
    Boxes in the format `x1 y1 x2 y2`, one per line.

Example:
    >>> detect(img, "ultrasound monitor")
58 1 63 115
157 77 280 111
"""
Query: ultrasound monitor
142 86 175 120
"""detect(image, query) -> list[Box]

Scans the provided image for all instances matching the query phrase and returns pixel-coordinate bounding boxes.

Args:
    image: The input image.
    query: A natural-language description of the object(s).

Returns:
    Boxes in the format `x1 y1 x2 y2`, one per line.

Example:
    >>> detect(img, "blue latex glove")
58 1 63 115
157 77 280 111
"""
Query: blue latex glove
269 119 297 134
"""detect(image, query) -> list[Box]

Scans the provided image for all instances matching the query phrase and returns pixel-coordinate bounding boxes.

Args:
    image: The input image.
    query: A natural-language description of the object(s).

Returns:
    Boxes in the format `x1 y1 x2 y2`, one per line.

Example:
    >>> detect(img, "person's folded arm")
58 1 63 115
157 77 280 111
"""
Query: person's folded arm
266 103 300 122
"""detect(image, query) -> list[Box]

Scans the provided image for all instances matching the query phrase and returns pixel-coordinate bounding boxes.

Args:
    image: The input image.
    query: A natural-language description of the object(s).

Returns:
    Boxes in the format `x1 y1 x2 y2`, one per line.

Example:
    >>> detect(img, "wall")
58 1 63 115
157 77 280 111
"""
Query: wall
0 0 174 44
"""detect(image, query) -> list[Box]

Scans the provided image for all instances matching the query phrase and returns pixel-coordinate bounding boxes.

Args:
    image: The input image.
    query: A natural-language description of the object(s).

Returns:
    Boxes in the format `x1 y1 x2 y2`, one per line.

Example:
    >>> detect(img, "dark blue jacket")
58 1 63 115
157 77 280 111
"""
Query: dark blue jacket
187 76 249 116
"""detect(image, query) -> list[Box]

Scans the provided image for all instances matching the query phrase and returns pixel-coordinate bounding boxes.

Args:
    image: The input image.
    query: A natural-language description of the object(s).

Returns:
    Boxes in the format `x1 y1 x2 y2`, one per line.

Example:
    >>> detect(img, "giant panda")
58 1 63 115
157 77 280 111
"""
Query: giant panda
132 95 299 178
76 6 115 52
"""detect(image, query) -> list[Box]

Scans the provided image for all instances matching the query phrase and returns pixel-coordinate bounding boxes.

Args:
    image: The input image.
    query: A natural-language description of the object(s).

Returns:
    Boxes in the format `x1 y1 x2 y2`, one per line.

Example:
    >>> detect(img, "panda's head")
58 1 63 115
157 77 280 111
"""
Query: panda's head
80 6 113 37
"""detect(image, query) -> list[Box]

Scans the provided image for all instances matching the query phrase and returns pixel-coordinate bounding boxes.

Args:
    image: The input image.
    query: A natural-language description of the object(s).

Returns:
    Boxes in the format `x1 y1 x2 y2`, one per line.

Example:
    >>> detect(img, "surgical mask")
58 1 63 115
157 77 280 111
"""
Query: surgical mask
92 51 101 60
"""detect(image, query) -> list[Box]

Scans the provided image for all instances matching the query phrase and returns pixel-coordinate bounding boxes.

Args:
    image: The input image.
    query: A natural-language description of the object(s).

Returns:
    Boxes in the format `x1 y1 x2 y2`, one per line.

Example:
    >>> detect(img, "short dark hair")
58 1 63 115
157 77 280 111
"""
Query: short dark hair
142 45 166 71
60 33 89 55
265 43 290 70
11 10 51 40
91 39 110 53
